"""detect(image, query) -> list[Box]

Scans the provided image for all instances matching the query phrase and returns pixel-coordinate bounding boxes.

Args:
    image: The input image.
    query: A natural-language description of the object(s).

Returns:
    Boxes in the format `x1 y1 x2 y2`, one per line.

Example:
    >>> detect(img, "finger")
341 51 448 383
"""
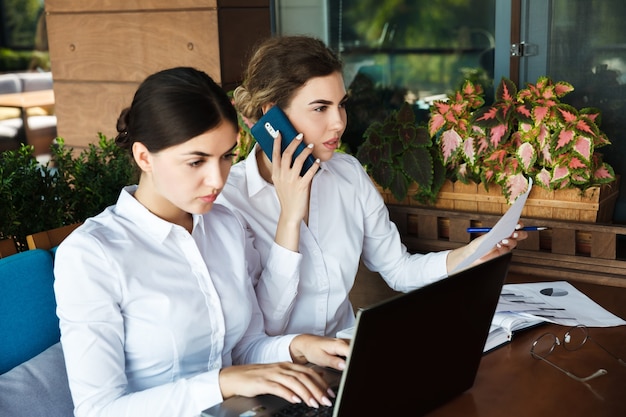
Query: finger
300 157 320 180
271 131 283 169
284 132 304 154
288 138 314 175
270 366 331 408
279 133 301 171
292 369 333 408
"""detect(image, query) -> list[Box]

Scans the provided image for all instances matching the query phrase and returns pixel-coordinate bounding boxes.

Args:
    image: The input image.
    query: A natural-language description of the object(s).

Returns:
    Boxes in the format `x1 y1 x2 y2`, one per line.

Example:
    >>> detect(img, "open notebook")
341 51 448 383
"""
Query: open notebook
202 252 513 417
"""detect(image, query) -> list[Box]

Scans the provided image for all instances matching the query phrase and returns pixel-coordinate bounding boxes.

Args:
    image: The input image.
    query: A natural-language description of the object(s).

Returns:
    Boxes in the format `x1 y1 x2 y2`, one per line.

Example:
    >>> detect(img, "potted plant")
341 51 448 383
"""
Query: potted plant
356 101 446 204
428 76 617 203
0 134 137 250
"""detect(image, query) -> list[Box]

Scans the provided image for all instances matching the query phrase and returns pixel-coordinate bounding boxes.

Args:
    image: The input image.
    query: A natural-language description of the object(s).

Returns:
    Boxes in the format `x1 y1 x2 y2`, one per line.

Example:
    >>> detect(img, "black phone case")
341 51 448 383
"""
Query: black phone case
250 106 316 176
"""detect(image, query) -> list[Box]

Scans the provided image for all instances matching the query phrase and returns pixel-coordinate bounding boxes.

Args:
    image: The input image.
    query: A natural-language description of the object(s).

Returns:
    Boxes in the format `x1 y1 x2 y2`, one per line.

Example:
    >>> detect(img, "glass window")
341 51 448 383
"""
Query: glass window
547 0 626 222
328 0 496 102
326 0 497 152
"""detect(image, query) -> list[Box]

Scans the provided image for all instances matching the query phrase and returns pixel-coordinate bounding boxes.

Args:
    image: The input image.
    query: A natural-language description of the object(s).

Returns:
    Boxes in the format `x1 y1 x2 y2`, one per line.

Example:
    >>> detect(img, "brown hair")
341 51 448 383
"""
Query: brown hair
233 36 343 123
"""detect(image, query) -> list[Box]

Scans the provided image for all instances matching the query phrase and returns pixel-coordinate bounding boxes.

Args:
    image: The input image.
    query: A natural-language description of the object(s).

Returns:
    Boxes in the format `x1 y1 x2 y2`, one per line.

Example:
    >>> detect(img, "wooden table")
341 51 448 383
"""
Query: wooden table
0 89 56 154
425 274 626 417
0 89 55 109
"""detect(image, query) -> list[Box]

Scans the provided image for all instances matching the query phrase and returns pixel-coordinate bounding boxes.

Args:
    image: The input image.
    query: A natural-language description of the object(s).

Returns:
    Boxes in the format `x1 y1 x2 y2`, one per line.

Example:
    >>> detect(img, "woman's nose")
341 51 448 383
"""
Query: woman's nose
204 165 226 189
331 108 347 132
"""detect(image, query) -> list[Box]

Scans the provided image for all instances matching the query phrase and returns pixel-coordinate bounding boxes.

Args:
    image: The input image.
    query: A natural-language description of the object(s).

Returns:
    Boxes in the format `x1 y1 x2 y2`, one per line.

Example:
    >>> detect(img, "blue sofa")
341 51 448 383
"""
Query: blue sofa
0 249 74 417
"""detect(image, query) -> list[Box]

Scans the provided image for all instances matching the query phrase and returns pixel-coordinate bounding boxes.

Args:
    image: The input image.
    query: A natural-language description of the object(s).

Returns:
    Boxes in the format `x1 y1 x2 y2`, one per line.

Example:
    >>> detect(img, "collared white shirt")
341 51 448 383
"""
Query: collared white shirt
217 145 449 338
54 186 298 417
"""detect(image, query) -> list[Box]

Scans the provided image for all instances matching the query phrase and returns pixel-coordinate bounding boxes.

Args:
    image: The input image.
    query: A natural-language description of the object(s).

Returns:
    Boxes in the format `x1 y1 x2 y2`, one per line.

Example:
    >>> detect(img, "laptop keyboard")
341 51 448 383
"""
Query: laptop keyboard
271 401 335 417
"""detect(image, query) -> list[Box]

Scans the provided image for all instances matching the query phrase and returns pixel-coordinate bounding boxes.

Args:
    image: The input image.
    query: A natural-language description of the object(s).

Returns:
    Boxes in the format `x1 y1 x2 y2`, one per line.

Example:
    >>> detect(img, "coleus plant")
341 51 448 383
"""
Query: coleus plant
428 76 616 203
357 101 446 204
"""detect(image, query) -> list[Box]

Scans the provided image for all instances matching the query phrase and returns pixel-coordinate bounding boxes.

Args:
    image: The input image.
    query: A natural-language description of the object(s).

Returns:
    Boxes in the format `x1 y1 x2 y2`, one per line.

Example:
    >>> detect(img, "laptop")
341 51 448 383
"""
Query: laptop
202 251 513 417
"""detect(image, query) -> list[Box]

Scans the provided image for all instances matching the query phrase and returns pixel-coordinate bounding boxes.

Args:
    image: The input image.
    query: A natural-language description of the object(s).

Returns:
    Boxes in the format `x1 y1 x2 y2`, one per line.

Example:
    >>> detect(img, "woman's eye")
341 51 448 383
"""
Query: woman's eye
314 105 328 112
188 160 203 167
223 152 236 161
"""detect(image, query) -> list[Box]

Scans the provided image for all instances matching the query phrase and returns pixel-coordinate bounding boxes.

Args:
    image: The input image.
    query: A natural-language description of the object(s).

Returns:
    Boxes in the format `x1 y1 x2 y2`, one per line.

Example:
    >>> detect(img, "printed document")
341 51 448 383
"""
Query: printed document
453 178 533 273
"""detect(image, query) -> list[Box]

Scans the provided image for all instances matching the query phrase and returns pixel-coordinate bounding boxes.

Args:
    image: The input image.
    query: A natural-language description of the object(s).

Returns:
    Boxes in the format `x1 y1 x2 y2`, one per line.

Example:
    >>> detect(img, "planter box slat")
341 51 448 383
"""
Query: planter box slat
377 177 620 223
387 204 626 287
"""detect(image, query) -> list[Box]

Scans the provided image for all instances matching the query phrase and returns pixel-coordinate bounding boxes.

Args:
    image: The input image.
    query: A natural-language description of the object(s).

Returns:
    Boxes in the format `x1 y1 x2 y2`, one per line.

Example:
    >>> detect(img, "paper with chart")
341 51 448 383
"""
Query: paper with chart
452 177 533 273
497 281 626 327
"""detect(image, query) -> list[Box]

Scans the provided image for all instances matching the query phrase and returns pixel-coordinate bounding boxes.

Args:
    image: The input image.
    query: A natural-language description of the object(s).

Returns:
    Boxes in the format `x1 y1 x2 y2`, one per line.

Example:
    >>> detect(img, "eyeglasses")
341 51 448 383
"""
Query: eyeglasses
530 325 626 383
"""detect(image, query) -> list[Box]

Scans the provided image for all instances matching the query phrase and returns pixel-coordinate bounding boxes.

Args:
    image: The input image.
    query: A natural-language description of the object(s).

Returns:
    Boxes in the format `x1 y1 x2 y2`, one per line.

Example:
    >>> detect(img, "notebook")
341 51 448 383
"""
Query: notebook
202 251 513 417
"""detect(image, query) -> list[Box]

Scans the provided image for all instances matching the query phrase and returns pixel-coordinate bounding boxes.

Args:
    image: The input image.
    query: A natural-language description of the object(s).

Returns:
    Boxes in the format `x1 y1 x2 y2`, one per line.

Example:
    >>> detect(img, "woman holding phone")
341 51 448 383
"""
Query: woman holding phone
217 35 527 338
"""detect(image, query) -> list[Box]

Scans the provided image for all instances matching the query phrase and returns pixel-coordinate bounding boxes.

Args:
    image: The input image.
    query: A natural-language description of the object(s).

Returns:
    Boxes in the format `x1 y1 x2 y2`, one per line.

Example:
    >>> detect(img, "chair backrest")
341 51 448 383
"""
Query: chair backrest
0 249 59 374
0 238 18 258
26 223 81 251
18 72 53 92
0 74 21 94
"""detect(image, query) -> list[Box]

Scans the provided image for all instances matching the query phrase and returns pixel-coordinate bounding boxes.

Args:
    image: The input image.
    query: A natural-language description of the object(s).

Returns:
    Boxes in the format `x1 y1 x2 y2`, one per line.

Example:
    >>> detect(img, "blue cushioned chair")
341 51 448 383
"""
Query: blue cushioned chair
0 247 74 417
0 248 60 374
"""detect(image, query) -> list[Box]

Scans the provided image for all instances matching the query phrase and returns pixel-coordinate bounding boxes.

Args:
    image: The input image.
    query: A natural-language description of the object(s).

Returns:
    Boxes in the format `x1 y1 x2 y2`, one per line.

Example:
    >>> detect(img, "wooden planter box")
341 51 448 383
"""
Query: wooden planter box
377 177 620 223
385 204 626 288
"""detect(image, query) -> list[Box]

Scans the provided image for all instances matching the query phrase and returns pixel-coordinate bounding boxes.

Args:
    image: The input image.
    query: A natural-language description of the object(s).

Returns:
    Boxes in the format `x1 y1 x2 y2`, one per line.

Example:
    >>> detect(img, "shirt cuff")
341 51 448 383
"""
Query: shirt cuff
427 250 451 282
187 369 224 413
266 241 302 275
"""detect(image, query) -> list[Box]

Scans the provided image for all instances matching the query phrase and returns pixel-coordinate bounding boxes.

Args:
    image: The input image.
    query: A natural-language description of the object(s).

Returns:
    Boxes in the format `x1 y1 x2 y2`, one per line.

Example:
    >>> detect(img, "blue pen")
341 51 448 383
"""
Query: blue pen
466 226 548 233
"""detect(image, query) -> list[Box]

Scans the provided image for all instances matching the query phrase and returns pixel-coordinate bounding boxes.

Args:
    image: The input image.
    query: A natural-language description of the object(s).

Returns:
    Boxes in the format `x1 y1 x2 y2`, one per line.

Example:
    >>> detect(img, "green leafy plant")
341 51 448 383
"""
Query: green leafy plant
53 134 137 223
0 133 137 250
343 73 412 155
356 101 446 204
0 145 71 249
428 76 616 202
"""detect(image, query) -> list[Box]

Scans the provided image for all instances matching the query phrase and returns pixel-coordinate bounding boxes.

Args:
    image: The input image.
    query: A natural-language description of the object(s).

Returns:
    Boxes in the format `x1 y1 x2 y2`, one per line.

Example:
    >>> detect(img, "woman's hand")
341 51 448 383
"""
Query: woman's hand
447 223 528 272
289 334 349 370
474 224 528 262
272 131 320 251
219 361 335 408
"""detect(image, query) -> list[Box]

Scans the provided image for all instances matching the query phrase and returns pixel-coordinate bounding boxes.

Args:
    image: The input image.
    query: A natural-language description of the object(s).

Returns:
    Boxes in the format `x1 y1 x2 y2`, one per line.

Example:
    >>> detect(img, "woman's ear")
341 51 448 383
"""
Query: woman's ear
132 142 152 173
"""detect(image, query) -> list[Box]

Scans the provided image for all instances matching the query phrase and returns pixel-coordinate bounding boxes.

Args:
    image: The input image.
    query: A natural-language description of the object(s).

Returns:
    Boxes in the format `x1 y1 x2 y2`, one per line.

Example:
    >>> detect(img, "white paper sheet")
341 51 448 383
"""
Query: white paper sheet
497 281 626 327
452 178 533 273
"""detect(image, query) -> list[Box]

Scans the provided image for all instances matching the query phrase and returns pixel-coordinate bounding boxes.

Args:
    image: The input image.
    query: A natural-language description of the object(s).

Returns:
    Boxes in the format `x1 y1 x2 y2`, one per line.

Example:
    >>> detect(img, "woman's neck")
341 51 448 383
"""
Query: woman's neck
256 149 274 184
134 184 193 233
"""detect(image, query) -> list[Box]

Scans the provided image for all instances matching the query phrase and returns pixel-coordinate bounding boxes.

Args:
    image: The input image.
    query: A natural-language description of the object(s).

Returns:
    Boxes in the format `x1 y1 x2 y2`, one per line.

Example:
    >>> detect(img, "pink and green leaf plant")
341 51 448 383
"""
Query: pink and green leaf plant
428 76 616 203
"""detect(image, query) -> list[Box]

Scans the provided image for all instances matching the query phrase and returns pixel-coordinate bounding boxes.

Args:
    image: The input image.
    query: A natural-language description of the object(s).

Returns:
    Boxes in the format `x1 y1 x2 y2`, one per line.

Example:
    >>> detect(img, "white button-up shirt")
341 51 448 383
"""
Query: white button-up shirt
217 146 449 338
54 186 299 417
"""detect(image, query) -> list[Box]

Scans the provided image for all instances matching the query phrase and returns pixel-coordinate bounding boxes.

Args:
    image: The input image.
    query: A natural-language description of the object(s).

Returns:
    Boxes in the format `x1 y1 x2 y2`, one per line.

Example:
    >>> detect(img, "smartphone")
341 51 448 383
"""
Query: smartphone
250 106 317 176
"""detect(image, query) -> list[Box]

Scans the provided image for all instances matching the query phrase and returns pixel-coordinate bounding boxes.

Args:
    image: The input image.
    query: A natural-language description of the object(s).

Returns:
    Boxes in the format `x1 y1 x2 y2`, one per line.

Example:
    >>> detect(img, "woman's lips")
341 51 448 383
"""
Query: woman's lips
323 138 339 150
200 194 217 203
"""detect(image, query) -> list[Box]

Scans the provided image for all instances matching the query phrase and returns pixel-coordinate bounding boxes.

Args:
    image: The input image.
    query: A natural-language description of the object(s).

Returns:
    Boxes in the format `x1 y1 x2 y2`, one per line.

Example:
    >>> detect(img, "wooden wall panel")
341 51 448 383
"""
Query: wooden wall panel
53 82 138 148
47 11 220 83
45 0 270 149
45 0 217 13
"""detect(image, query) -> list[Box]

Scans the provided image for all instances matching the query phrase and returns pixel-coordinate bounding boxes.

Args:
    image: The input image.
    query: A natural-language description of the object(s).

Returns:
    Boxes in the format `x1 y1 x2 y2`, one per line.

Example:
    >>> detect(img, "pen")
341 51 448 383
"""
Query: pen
466 226 548 233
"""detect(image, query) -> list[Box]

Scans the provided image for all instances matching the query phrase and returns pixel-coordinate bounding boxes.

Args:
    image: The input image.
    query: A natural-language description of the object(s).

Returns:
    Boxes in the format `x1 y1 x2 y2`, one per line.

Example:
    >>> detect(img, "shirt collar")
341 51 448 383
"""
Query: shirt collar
115 185 204 243
244 144 269 198
243 143 328 198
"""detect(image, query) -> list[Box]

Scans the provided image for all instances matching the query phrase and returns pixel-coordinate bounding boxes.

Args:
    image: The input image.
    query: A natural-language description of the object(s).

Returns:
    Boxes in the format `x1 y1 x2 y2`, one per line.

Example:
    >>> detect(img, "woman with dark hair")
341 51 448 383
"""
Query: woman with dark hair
53 67 348 417
218 36 527 337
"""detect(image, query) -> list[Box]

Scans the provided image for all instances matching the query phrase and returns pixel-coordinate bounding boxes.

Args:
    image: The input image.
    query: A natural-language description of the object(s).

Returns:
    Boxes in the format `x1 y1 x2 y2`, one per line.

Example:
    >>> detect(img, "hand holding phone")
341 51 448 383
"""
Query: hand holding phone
250 106 317 176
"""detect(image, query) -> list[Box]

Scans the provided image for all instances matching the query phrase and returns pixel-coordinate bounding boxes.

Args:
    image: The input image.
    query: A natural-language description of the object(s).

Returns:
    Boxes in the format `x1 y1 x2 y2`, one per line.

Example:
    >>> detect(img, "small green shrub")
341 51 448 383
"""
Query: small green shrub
0 48 49 72
0 134 137 250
